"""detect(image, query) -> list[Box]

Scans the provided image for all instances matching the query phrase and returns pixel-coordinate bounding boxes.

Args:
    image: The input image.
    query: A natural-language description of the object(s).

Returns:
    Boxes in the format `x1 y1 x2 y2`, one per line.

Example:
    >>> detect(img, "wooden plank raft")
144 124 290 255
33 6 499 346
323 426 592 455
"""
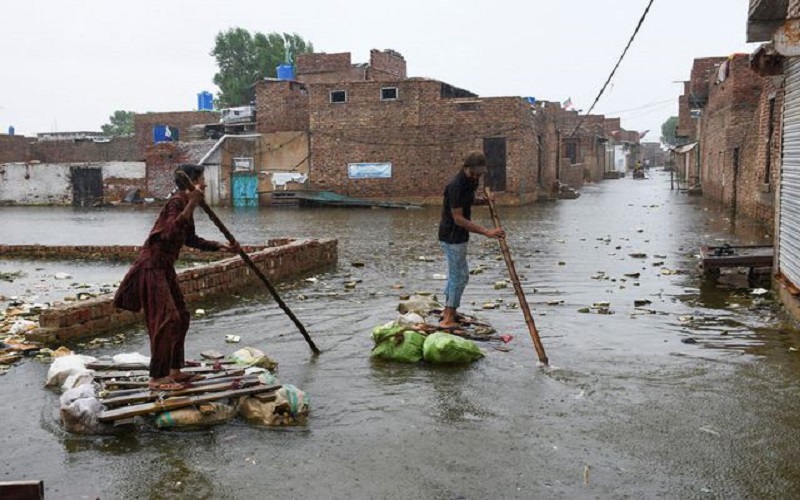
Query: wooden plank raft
700 245 773 275
100 377 263 408
100 369 247 394
91 364 230 380
98 383 281 422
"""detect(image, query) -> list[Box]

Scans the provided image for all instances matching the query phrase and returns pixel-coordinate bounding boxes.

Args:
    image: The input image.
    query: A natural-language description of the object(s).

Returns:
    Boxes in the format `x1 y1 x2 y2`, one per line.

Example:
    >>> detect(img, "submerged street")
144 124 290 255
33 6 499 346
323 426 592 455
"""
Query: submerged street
2 170 800 499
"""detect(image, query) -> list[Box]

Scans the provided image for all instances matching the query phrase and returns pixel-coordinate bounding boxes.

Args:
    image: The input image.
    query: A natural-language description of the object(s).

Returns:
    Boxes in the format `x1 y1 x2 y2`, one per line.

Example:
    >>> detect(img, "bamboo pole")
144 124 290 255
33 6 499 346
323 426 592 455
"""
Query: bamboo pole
177 171 320 354
484 187 548 364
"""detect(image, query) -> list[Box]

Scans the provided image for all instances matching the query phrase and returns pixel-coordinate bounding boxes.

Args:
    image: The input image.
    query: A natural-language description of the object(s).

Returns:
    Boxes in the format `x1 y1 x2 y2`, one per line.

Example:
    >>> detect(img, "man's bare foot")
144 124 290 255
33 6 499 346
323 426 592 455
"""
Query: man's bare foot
438 320 460 329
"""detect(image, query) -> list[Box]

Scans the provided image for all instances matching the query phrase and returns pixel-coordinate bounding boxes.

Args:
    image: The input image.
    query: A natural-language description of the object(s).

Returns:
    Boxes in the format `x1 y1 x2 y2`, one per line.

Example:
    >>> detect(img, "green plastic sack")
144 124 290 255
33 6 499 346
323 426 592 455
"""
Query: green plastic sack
372 322 401 344
371 329 426 363
422 332 484 364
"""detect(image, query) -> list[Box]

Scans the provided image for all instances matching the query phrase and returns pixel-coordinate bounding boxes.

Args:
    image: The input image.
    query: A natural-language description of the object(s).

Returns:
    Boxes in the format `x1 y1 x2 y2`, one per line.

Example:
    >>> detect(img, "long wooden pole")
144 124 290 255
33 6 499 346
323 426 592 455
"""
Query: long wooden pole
484 187 548 364
177 171 320 354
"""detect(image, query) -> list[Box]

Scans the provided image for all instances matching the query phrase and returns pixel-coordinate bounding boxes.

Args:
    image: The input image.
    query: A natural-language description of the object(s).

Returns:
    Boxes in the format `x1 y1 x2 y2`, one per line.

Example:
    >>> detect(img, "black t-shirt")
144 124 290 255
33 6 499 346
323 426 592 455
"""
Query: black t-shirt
438 170 478 244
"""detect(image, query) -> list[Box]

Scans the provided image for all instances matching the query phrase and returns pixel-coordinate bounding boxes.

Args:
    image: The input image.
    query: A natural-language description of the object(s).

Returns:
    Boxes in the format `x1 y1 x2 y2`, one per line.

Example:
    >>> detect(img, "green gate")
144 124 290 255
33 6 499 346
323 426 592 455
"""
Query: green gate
232 174 258 207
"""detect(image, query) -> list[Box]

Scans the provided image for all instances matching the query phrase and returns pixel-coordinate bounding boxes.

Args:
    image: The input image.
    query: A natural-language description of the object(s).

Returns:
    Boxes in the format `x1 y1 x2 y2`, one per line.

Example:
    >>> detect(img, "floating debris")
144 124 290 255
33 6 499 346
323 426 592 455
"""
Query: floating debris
634 299 652 307
493 281 508 290
54 272 73 280
629 253 647 259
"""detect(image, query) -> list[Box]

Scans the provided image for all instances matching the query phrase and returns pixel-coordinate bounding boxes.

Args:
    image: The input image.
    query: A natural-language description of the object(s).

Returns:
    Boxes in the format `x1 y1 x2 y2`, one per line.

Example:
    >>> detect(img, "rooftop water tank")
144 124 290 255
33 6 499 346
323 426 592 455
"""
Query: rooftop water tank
197 91 214 111
8 126 14 136
276 63 295 81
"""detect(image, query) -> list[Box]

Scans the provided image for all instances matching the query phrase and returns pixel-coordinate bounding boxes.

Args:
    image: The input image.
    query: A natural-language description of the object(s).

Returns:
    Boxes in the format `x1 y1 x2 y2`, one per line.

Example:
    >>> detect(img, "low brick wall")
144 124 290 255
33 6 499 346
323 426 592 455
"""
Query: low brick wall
0 244 269 262
25 238 337 343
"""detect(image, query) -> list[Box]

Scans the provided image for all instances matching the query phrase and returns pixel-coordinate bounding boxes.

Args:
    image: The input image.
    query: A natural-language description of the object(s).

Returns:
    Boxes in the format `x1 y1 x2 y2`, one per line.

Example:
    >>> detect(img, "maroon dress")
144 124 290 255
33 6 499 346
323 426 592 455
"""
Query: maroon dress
113 192 220 378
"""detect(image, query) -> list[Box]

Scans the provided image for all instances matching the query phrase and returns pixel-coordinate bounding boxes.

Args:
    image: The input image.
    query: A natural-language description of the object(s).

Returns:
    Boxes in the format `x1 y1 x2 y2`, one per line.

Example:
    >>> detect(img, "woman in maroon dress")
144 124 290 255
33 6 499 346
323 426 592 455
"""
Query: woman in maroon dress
114 164 239 390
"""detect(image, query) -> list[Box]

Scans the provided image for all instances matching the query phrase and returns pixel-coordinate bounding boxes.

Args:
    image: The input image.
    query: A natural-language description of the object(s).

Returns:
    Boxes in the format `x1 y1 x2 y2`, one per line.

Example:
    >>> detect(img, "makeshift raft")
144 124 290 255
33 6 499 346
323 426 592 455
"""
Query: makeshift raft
51 348 309 433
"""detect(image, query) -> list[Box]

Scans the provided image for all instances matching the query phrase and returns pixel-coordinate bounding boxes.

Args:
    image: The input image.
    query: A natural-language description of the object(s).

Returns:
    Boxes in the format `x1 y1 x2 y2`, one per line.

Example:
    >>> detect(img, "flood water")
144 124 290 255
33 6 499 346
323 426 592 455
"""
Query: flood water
2 170 800 499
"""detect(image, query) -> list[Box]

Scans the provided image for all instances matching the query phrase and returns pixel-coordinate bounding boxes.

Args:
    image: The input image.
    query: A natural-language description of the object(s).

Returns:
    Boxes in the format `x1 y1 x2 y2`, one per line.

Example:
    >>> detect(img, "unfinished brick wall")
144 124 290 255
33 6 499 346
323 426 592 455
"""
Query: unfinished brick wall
295 52 366 84
676 88 694 139
698 54 764 208
134 111 220 159
27 238 338 342
367 49 407 80
533 102 560 199
0 134 31 163
145 142 192 198
306 79 541 205
31 137 138 163
255 80 310 133
690 57 727 106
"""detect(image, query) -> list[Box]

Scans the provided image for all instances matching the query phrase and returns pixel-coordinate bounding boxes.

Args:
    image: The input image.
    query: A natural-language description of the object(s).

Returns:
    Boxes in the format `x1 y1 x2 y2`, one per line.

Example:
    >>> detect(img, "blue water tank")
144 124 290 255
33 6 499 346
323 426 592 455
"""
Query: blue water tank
276 63 295 81
153 125 178 143
197 91 214 111
8 126 14 136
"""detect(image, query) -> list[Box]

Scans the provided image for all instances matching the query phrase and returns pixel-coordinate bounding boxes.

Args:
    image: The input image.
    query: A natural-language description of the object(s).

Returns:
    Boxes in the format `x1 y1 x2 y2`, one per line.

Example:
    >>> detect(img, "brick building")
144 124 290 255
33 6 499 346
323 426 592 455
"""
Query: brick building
134 111 220 160
258 50 557 205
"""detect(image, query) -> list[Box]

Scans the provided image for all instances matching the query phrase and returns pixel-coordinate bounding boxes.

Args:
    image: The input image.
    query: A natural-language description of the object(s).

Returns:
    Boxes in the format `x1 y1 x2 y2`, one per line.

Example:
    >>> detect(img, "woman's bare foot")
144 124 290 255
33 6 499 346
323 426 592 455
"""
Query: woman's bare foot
149 377 184 391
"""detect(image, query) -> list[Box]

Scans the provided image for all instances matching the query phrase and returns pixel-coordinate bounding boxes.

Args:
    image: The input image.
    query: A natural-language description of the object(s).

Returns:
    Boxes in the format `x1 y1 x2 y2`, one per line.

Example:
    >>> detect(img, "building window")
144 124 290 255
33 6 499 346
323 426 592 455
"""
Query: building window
330 90 347 103
381 87 398 100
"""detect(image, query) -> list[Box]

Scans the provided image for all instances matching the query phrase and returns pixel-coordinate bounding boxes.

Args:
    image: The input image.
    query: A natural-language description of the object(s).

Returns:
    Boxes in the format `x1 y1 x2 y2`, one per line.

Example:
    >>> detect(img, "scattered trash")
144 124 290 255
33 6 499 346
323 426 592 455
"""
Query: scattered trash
225 334 241 343
54 272 73 280
681 337 698 344
751 288 769 296
629 253 647 259
634 299 652 307
195 308 206 317
482 302 499 309
578 308 591 313
351 262 365 268
432 273 447 280
418 256 435 262
493 281 508 290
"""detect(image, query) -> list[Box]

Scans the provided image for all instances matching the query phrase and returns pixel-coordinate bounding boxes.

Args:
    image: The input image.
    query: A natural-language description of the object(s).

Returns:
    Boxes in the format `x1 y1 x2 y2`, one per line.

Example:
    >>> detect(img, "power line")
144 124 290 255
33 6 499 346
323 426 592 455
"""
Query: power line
569 0 656 138
602 97 674 116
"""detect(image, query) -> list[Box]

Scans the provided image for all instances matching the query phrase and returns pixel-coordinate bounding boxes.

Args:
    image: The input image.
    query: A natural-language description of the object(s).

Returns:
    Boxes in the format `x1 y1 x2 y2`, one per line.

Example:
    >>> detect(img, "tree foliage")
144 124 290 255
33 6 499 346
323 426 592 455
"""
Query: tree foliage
101 110 135 137
660 116 679 147
211 29 314 108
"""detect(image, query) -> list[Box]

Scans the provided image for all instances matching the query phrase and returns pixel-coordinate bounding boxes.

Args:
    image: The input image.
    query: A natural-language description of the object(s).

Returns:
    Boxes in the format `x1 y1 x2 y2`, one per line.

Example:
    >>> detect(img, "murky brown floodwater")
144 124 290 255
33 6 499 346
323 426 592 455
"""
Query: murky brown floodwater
2 170 800 499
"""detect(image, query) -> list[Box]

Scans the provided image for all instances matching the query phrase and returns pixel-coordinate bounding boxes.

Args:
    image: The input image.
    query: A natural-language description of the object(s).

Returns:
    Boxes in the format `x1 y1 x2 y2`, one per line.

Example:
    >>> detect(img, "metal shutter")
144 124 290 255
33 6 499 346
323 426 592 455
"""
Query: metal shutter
780 58 800 286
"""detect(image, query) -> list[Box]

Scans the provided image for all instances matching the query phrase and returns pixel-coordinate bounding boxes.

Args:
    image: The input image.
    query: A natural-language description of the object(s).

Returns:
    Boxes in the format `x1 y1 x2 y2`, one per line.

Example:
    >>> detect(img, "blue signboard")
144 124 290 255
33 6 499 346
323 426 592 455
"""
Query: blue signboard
347 163 392 179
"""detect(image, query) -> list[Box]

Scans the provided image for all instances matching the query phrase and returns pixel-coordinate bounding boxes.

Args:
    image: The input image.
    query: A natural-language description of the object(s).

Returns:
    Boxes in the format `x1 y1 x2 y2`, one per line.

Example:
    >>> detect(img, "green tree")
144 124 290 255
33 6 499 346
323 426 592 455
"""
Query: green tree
211 29 314 108
660 116 679 147
101 110 135 137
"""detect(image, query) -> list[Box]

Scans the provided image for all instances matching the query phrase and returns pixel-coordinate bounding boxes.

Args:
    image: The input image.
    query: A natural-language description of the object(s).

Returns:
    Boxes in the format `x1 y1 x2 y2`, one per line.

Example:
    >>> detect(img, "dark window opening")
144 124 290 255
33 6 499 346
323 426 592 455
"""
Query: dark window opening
330 90 347 103
765 97 776 184
440 83 477 99
456 102 479 111
381 87 398 100
564 139 579 164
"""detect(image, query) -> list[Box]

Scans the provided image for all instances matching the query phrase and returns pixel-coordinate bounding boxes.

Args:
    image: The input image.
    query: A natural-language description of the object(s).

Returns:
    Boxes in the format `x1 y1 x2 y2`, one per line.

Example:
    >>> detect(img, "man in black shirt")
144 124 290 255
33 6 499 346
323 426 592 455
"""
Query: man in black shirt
438 151 505 328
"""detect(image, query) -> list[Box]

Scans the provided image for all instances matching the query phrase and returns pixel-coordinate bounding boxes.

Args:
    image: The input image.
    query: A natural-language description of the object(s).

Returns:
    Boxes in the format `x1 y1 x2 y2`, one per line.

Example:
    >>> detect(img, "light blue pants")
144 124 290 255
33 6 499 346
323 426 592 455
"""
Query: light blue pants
440 241 469 309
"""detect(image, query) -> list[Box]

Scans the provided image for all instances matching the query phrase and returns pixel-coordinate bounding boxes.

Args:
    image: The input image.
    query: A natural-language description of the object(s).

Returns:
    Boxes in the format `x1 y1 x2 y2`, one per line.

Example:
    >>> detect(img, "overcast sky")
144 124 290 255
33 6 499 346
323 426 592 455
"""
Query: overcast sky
0 0 757 140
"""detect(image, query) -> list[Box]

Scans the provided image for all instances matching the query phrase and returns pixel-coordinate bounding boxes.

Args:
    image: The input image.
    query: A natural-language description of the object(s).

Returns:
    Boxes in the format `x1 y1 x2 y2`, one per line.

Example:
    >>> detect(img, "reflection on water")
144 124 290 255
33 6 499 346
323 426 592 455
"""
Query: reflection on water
2 171 800 498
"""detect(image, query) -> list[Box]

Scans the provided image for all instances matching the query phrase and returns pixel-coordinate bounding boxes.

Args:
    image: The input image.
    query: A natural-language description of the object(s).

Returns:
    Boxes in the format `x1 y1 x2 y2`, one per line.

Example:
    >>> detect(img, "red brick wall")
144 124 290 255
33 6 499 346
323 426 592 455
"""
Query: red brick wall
367 49 407 80
676 82 694 139
255 80 310 133
690 57 727 105
31 137 138 163
134 111 219 159
297 52 352 74
698 55 764 208
0 134 31 163
26 238 338 342
145 142 192 198
735 75 783 226
306 80 540 205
